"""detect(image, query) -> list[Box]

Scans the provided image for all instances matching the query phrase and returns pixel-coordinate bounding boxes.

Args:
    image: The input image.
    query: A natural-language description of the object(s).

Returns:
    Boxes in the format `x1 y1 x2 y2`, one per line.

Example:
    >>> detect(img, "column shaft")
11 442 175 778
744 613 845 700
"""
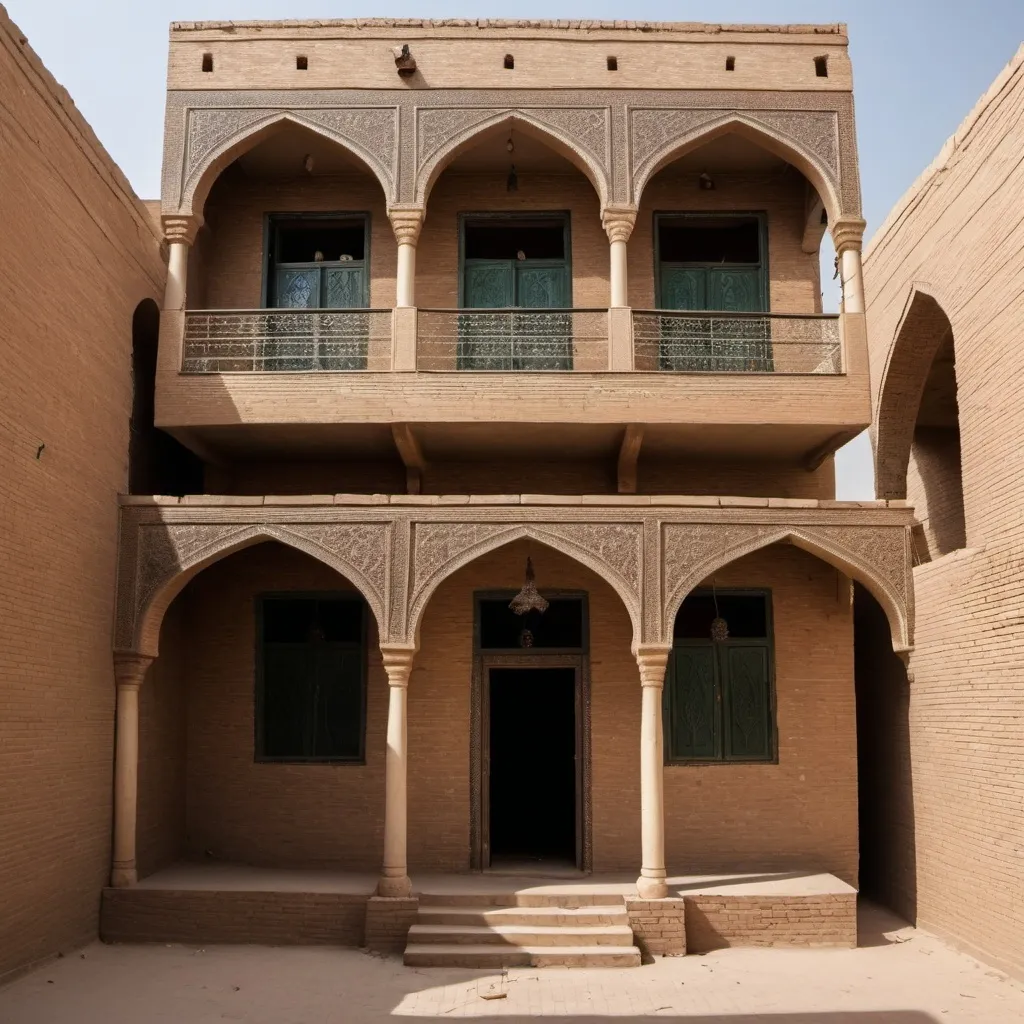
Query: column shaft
396 243 416 308
378 646 415 897
840 248 865 314
610 239 628 308
165 242 189 312
111 655 152 887
636 646 671 899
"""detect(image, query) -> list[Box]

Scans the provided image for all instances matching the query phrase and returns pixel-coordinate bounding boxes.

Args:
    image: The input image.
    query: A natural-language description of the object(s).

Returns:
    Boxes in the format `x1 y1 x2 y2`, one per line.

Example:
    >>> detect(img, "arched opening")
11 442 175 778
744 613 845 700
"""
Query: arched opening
853 581 916 926
407 537 639 874
135 541 385 879
415 119 609 372
875 291 964 560
128 298 203 495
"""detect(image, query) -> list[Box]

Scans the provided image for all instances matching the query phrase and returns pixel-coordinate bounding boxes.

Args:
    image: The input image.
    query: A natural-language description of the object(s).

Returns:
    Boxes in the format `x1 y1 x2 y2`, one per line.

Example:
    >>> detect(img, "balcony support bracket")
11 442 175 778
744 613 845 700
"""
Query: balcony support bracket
618 424 644 494
392 423 427 495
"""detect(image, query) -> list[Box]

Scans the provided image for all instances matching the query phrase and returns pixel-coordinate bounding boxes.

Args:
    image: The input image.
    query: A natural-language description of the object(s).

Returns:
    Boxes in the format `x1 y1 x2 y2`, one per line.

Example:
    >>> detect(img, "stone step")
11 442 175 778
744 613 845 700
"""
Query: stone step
408 923 636 947
418 892 626 908
416 904 629 927
404 942 642 969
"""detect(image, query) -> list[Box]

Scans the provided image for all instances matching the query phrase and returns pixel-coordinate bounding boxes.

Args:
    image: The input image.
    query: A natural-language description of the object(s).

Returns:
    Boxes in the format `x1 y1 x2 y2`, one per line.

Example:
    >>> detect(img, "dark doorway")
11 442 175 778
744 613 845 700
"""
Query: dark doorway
488 667 577 866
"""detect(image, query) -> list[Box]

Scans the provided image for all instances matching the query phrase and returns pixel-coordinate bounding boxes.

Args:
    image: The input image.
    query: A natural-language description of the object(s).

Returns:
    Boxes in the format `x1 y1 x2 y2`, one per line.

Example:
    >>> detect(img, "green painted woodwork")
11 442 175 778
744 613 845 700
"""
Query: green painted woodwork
666 645 719 760
722 645 772 760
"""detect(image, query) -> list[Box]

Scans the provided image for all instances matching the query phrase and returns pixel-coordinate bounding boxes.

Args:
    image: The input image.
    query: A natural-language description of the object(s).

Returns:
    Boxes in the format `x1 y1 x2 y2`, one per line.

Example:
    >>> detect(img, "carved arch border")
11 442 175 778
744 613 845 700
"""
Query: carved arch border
405 522 642 646
414 108 611 208
631 111 844 223
122 523 390 658
178 108 398 217
873 284 956 501
662 526 912 654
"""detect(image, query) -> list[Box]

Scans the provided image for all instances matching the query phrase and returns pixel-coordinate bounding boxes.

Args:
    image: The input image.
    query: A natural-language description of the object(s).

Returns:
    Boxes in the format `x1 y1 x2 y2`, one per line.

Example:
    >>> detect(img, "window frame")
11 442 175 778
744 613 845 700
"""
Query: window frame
473 589 589 655
254 591 369 765
261 212 372 309
664 587 778 765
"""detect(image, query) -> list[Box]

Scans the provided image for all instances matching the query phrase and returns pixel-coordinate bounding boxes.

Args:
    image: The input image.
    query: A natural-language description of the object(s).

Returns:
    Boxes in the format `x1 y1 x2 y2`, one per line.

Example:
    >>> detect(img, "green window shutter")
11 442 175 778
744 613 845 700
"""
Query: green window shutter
707 267 763 312
324 265 367 308
668 645 720 760
276 268 320 308
464 261 515 308
515 262 569 308
660 266 706 310
722 645 772 760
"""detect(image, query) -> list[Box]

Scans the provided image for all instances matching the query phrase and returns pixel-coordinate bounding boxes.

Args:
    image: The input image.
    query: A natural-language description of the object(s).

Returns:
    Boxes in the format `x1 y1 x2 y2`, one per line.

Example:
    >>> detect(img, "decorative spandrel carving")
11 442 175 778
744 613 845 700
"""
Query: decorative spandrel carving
800 525 909 605
528 107 610 176
539 522 642 595
417 108 496 170
278 523 389 608
629 109 717 177
752 110 839 175
411 522 511 596
181 106 398 206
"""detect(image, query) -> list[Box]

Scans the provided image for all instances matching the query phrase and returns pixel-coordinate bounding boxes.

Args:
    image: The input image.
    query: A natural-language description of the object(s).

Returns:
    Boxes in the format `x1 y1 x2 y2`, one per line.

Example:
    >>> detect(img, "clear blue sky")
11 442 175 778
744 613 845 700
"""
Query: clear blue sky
9 0 1023 497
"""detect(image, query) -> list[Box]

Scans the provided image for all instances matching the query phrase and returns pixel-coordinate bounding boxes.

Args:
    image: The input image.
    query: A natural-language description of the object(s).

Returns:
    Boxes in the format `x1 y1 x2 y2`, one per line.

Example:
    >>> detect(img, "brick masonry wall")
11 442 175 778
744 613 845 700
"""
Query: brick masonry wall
0 10 165 979
864 47 1024 979
144 537 854 882
685 893 856 951
364 896 419 953
626 898 686 956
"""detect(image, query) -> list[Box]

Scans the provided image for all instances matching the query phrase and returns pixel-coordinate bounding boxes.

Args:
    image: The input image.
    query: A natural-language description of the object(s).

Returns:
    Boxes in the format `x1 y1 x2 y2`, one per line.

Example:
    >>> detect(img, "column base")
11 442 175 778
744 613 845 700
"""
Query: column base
110 864 137 888
376 873 413 898
636 873 669 900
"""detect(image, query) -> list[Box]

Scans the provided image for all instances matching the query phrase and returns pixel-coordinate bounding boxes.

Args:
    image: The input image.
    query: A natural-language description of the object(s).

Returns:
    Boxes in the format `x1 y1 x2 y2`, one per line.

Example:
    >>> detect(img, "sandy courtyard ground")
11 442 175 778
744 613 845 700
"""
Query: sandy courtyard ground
1 906 1022 1023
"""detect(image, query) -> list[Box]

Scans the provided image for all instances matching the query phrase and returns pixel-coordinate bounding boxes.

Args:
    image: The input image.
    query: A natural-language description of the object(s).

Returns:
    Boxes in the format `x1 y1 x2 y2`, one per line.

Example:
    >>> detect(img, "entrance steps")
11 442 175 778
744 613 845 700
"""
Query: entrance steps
403 894 642 968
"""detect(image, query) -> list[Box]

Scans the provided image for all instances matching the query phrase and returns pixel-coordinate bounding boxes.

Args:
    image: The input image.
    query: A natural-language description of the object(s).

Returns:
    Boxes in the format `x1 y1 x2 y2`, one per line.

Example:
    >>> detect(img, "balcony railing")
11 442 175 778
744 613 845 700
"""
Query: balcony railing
182 309 393 372
632 310 842 374
416 308 609 372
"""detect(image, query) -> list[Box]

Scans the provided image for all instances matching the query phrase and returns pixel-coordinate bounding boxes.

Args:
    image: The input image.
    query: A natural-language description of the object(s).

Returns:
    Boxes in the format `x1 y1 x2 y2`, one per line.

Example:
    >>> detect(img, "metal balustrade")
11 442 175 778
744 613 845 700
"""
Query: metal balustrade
632 310 842 374
182 309 393 372
416 308 609 372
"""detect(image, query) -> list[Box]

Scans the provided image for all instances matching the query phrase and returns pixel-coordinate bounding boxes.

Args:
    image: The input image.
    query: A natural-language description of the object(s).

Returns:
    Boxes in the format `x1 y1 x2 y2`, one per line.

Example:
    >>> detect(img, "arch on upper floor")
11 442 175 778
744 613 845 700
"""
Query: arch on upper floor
125 526 388 659
874 285 957 503
405 524 641 648
415 111 610 208
632 113 845 228
663 528 912 655
179 111 395 221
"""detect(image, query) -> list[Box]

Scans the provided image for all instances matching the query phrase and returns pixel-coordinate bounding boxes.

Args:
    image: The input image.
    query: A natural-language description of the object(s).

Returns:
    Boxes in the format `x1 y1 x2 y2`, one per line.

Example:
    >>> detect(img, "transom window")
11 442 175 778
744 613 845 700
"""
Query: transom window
665 590 775 763
256 594 367 763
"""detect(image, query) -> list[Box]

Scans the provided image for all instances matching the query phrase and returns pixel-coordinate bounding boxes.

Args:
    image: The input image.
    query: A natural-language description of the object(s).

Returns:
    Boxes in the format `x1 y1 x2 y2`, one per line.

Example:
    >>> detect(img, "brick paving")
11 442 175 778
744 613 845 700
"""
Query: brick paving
2 907 1023 1023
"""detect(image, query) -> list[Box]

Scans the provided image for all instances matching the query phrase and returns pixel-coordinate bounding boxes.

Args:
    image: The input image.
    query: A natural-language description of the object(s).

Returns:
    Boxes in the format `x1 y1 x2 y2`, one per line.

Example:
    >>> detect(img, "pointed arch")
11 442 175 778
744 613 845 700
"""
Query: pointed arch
415 111 610 207
633 112 844 225
128 526 388 658
406 524 641 646
664 528 911 655
180 111 394 220
874 285 956 501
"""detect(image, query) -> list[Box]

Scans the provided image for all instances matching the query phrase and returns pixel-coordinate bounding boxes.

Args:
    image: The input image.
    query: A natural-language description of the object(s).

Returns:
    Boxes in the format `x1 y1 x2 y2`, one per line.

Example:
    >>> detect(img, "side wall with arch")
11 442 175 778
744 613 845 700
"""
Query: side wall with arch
863 47 1024 978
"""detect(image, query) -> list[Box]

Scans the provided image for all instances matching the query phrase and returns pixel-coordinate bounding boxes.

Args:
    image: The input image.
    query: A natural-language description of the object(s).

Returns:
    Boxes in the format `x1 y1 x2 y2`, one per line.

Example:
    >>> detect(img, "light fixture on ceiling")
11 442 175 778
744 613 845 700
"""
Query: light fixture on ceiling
506 132 518 192
710 579 729 643
699 171 715 190
303 153 314 173
509 557 548 616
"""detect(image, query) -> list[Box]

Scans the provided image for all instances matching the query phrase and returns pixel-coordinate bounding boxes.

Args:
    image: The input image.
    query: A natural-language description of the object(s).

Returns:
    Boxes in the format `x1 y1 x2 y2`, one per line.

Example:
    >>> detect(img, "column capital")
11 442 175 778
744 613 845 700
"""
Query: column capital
634 645 671 687
388 206 426 246
380 644 416 686
162 214 202 246
602 204 638 244
831 216 866 256
113 652 154 691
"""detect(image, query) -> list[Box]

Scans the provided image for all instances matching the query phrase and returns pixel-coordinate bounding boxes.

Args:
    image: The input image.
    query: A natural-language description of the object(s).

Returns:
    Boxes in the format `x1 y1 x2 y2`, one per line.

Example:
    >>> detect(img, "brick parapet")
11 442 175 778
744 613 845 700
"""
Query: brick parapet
364 896 419 953
626 898 686 956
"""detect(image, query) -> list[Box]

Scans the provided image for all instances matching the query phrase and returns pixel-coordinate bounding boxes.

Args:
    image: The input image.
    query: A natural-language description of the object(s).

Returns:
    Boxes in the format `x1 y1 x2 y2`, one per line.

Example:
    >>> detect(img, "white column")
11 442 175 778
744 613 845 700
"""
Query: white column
635 645 671 900
111 654 153 887
832 217 867 315
160 216 201 311
378 645 416 897
388 207 426 309
602 205 637 308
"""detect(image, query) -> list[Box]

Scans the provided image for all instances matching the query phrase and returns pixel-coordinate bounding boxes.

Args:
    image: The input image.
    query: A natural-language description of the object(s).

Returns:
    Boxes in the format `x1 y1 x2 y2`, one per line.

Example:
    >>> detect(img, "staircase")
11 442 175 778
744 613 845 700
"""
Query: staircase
403 892 642 968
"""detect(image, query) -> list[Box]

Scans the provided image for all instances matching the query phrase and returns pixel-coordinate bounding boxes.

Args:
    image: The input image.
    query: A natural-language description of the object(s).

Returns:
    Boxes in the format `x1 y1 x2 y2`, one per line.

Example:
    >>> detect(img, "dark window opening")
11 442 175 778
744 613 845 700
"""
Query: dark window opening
726 56 736 71
257 595 366 762
274 220 366 264
666 589 775 763
815 56 829 77
464 219 565 261
607 55 618 71
201 52 213 72
296 55 308 70
489 667 576 863
504 53 515 69
478 596 585 650
658 216 761 265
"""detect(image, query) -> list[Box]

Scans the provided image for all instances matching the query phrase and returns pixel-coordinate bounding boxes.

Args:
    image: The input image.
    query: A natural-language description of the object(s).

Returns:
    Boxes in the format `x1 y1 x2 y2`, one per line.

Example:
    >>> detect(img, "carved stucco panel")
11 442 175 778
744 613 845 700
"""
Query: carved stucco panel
629 108 719 177
538 522 641 595
801 524 909 607
184 108 269 181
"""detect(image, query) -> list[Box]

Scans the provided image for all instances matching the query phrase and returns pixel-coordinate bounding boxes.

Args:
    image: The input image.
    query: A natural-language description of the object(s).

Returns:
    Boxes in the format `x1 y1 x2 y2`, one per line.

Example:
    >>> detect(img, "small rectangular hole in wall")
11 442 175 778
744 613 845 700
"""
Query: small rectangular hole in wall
296 55 308 70
201 52 213 73
815 55 828 77
726 56 736 71
504 53 514 70
607 55 618 71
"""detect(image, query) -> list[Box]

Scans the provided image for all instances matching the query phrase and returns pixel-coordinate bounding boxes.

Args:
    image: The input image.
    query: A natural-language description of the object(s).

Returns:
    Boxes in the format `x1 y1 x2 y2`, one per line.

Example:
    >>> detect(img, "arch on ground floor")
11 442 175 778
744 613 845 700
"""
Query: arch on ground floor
663 528 912 655
124 525 389 659
405 524 642 649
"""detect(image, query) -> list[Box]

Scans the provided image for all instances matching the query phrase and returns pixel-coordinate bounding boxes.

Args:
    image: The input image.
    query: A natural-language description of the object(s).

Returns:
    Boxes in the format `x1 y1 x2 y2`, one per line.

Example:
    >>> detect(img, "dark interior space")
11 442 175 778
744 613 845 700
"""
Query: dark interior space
658 216 761 263
128 299 204 496
853 582 916 923
489 667 576 864
465 219 566 260
479 596 584 650
273 219 366 262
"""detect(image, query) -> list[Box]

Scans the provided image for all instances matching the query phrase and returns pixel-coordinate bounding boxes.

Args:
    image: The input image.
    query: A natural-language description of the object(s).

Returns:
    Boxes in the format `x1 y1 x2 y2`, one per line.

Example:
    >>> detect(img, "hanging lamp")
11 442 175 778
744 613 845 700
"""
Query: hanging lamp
710 578 729 643
509 557 549 615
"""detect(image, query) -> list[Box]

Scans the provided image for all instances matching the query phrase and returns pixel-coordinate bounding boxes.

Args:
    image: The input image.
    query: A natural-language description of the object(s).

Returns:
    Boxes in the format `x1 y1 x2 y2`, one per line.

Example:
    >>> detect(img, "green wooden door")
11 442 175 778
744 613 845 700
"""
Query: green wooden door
461 259 571 370
665 645 720 760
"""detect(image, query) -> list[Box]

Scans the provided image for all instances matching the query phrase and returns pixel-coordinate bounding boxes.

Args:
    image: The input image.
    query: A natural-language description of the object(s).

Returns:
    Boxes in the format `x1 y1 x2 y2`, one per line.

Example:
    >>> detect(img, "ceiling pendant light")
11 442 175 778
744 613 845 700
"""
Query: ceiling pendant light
509 557 549 616
710 578 729 643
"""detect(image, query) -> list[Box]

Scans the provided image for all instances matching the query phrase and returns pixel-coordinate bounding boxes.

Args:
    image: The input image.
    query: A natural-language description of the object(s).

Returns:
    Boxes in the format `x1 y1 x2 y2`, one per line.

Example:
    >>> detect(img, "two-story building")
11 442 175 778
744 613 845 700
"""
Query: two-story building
103 18 915 966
